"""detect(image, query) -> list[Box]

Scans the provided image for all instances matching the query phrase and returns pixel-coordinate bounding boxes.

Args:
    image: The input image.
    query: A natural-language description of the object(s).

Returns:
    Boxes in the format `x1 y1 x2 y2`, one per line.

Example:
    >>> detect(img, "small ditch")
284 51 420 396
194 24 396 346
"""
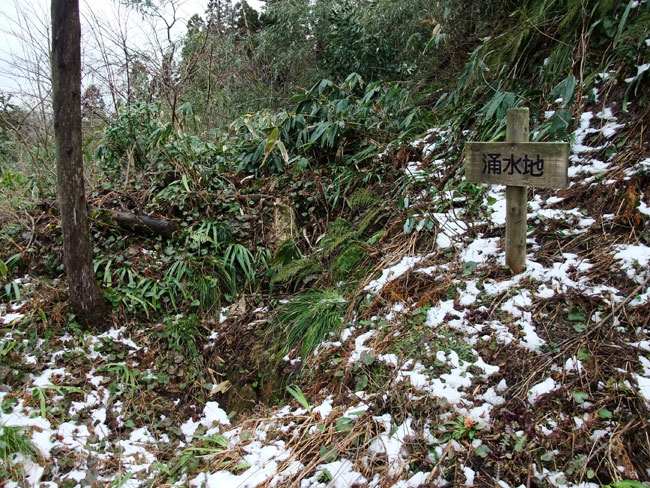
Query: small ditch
201 306 290 418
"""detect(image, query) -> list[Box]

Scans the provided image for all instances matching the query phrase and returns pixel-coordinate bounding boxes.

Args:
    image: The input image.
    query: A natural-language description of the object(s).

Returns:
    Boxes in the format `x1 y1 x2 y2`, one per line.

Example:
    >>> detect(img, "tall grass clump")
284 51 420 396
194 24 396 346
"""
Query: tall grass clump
0 425 39 469
271 289 346 358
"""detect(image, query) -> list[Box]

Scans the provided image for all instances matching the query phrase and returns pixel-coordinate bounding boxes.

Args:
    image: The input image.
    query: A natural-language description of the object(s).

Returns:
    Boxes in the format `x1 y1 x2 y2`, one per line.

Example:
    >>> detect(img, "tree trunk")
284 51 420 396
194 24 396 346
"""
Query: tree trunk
52 0 109 329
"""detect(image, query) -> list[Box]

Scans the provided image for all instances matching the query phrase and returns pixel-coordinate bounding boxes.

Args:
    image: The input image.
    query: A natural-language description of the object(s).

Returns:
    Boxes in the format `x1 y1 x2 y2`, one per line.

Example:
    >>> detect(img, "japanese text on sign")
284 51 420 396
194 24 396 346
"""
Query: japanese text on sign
465 141 569 189
482 153 544 177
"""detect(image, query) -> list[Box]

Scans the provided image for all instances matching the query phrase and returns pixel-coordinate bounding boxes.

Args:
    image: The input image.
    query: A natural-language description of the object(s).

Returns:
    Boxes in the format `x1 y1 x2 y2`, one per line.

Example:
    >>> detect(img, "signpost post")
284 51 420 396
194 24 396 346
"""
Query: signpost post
465 108 569 273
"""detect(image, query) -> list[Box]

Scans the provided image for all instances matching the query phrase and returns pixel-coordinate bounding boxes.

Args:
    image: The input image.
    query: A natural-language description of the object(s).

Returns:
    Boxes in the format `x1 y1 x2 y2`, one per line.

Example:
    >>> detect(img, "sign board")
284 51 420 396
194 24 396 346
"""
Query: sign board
465 142 569 189
463 108 570 274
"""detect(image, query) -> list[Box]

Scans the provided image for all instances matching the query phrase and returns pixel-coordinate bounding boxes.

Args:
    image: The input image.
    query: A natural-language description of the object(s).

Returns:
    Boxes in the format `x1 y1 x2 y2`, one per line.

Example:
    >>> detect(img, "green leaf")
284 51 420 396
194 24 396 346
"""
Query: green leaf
550 76 576 108
355 374 368 392
268 127 280 143
577 349 591 361
463 261 478 276
319 468 333 482
103 259 113 286
572 391 588 404
598 408 613 419
276 140 289 163
514 434 527 452
178 101 194 118
196 434 229 448
335 417 353 432
0 259 7 279
319 445 338 462
609 482 650 488
181 174 191 193
573 323 587 333
474 444 489 458
541 451 554 462
568 311 585 321
36 389 46 418
549 109 572 139
286 385 311 413
360 351 374 366
614 0 635 46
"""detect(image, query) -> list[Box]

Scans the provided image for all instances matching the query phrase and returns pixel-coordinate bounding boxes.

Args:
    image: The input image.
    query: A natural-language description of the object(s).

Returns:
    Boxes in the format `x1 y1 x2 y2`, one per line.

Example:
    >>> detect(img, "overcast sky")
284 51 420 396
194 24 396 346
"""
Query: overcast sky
0 0 264 97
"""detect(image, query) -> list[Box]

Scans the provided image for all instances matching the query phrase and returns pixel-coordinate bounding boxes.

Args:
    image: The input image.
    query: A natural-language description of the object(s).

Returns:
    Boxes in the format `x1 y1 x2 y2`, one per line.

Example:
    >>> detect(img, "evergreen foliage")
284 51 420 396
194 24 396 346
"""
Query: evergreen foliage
270 288 346 358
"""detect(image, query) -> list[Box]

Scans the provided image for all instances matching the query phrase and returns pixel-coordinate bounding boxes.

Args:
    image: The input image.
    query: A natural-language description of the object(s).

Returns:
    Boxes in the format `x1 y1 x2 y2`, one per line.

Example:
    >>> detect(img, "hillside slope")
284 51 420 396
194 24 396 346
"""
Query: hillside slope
1 0 649 487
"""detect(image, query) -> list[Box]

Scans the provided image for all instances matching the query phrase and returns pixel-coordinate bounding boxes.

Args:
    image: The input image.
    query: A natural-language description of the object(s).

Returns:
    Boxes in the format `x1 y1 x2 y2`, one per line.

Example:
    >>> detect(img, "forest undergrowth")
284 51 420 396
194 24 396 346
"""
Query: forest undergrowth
0 0 649 486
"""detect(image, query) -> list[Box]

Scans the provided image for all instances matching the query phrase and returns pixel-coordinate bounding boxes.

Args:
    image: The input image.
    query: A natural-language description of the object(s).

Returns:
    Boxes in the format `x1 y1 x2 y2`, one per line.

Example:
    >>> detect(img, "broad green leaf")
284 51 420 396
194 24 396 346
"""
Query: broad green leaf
335 417 353 432
568 311 585 321
577 349 591 361
573 323 587 333
599 408 613 419
463 261 478 276
320 445 338 462
474 444 489 458
360 351 374 365
572 391 588 404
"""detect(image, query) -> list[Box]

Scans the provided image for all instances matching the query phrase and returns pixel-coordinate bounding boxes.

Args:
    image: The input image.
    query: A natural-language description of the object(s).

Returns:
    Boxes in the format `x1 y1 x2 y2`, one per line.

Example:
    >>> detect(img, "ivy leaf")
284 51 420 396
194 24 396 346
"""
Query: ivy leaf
360 351 374 366
572 391 588 404
541 451 554 462
577 349 591 361
568 311 586 321
474 445 489 458
598 408 613 419
463 261 478 276
573 323 587 333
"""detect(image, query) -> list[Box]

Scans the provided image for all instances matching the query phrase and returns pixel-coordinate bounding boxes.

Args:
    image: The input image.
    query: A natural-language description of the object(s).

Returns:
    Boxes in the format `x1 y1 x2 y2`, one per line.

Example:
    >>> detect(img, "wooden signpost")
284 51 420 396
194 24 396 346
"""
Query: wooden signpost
465 108 569 273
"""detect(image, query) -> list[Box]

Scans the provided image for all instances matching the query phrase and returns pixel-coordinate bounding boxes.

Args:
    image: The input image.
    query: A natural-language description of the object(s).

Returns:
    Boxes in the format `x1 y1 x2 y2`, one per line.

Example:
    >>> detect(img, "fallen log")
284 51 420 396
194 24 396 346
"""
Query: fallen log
43 199 180 238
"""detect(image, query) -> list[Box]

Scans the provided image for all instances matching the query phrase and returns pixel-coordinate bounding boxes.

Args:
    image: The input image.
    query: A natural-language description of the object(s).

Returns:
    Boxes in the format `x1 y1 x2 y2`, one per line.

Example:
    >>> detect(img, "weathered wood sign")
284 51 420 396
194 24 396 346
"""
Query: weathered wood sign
466 142 569 189
464 108 569 273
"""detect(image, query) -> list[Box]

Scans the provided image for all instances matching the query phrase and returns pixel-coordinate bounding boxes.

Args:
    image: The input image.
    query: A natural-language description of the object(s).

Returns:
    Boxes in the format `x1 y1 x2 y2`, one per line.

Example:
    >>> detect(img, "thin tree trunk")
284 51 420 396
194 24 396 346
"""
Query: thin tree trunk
51 0 109 329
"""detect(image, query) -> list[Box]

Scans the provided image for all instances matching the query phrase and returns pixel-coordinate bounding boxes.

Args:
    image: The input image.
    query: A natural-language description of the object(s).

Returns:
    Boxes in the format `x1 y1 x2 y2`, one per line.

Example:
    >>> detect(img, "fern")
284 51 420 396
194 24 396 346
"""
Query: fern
319 218 354 257
272 238 303 267
349 188 377 210
271 258 321 287
331 243 366 281
565 454 588 475
356 207 386 236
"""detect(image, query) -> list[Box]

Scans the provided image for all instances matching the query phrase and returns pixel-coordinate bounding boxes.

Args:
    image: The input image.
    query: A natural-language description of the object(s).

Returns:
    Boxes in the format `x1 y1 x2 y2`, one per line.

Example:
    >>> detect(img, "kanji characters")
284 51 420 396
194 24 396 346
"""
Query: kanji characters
503 153 523 175
523 154 544 177
482 153 502 174
480 153 544 177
